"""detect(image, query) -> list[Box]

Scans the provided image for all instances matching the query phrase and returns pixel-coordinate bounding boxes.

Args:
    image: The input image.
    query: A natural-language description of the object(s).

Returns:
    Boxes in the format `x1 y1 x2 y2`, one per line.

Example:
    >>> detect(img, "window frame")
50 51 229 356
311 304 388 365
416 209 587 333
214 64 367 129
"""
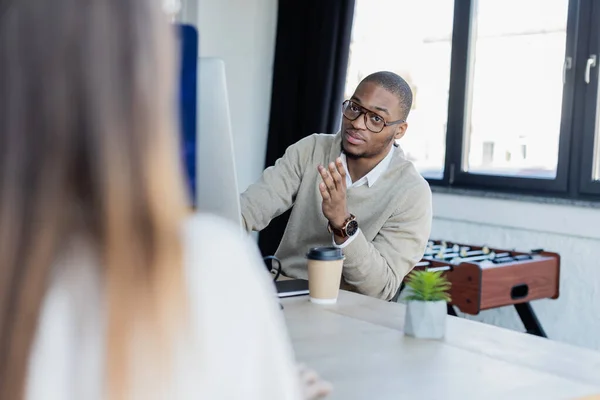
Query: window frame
577 0 600 195
441 0 581 194
344 0 600 201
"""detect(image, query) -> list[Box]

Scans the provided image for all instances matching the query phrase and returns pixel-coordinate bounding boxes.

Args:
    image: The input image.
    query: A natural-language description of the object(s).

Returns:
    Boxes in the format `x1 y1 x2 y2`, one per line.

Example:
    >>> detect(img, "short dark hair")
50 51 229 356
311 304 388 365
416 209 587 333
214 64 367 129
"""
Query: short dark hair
360 71 413 121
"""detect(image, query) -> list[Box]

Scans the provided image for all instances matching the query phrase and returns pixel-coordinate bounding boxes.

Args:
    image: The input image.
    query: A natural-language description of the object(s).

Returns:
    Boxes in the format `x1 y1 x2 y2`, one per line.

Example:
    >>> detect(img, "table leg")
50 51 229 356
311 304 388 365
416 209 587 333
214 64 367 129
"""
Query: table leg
514 302 547 338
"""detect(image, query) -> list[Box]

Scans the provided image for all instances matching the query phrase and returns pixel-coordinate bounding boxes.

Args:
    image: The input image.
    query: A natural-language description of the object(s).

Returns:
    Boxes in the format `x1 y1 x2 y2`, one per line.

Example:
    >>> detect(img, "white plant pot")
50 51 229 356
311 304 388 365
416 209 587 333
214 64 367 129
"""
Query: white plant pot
404 300 447 339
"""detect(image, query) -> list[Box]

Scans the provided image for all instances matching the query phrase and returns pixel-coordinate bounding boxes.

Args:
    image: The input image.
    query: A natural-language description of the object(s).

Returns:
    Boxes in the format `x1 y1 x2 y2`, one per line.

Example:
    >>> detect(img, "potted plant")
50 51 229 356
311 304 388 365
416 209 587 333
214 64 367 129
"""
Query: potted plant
403 269 452 339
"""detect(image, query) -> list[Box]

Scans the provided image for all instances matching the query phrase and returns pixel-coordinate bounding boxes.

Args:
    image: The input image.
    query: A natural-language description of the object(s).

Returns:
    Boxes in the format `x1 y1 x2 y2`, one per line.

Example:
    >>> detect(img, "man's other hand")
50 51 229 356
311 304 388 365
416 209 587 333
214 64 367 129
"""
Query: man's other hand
318 158 350 229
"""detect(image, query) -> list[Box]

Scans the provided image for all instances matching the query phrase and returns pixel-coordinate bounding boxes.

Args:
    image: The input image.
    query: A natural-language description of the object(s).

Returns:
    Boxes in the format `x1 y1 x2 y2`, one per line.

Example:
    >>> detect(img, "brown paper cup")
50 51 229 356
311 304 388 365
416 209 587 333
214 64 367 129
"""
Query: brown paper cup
306 247 344 304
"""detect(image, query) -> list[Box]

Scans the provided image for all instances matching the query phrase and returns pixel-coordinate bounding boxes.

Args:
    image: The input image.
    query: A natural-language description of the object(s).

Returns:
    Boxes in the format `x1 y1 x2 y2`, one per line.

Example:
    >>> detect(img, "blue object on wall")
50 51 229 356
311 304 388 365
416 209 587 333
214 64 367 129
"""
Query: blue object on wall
177 24 198 206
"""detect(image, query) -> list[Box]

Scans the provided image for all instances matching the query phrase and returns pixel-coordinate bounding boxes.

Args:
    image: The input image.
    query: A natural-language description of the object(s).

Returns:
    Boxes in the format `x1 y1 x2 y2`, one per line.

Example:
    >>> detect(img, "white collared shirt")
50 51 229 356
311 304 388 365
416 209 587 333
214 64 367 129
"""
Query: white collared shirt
332 146 395 248
339 145 395 188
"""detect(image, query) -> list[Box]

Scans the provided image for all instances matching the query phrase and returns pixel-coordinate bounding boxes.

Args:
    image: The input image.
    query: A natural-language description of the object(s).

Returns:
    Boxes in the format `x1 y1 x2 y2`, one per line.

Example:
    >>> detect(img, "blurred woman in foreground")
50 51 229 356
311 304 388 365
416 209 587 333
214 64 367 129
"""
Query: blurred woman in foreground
0 0 329 399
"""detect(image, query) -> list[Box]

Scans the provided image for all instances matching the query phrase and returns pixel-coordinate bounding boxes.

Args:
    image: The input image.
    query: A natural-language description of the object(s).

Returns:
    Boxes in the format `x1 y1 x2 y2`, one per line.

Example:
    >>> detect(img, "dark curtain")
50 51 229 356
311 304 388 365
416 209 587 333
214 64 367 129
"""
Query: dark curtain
258 0 356 256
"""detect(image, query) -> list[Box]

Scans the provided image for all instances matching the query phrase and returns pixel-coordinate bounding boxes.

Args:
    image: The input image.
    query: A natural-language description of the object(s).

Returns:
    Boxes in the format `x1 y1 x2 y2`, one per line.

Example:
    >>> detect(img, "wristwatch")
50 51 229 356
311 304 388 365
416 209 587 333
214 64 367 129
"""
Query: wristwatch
327 214 359 238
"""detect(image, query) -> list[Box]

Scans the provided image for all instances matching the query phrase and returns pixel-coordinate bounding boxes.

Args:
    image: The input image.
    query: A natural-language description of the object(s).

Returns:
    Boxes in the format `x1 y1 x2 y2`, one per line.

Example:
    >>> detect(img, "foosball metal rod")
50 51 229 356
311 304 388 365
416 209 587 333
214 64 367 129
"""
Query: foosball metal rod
453 252 510 263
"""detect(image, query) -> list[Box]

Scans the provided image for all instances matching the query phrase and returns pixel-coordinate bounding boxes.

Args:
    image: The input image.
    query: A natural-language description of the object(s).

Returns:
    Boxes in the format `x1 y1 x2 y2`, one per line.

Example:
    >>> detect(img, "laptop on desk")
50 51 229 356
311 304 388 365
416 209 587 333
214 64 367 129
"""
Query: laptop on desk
275 279 309 298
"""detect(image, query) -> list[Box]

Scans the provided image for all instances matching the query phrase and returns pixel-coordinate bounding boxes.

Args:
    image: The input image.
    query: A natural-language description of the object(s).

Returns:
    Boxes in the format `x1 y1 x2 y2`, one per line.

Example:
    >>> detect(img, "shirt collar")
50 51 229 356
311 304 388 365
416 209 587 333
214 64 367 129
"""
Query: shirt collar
340 145 395 188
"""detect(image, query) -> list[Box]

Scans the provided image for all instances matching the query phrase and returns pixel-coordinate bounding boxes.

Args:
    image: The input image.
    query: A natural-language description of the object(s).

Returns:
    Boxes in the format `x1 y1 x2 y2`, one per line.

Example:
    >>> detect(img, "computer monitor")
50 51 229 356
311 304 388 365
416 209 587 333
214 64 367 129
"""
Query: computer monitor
176 25 242 228
195 58 242 228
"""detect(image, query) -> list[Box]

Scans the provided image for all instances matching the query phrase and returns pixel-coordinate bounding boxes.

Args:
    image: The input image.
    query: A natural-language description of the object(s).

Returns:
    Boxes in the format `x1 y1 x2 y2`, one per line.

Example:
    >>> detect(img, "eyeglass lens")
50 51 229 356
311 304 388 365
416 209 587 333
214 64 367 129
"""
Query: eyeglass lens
342 101 385 132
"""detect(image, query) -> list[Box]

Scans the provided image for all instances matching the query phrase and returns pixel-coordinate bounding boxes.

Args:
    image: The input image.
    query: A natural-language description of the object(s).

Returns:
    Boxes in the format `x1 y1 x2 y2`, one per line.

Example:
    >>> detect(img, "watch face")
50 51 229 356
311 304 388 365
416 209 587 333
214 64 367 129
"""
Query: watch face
346 220 359 236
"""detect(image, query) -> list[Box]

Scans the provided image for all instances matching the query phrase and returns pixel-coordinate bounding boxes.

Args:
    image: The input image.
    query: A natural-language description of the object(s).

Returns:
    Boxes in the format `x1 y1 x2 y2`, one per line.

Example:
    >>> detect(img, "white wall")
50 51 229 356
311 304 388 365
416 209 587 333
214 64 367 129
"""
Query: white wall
432 192 600 351
191 0 277 193
180 0 197 24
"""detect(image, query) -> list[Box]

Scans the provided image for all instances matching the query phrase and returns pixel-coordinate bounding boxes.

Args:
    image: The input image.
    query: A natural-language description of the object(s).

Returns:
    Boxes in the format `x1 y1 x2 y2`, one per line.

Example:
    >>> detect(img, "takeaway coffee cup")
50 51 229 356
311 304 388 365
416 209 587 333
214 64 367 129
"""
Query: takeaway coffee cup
306 247 345 304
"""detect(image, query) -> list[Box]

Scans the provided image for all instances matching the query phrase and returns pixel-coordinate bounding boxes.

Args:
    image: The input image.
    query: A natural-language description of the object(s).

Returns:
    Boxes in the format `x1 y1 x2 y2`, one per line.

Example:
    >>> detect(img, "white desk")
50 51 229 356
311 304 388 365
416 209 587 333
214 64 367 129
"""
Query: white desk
282 291 600 400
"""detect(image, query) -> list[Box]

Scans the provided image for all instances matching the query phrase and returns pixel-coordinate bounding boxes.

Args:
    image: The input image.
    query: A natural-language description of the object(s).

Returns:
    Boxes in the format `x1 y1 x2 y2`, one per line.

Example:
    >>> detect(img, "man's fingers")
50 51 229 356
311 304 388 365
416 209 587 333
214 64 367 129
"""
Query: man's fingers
329 162 343 189
319 183 331 201
335 158 346 184
318 165 336 192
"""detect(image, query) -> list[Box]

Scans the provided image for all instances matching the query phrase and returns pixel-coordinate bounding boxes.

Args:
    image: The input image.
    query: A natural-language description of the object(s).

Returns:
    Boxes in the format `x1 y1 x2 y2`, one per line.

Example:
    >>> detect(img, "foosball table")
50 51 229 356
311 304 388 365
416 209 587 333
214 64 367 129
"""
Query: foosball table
405 240 561 338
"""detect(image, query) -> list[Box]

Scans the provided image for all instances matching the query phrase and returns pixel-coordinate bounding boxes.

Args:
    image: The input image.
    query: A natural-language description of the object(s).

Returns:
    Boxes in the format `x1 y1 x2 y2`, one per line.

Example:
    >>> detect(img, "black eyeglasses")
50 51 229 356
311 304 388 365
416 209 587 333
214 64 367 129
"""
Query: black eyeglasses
341 100 404 133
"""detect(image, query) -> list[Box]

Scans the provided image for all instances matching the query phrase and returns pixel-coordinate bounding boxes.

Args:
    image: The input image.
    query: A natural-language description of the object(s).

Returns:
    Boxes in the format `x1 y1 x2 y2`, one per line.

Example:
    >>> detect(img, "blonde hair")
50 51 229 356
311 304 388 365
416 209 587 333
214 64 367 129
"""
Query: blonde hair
0 0 189 398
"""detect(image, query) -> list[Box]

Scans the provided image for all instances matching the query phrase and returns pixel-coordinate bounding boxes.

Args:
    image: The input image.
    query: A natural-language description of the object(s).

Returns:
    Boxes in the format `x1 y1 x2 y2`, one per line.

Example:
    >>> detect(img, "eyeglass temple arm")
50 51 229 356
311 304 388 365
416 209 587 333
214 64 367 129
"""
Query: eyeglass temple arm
386 119 405 126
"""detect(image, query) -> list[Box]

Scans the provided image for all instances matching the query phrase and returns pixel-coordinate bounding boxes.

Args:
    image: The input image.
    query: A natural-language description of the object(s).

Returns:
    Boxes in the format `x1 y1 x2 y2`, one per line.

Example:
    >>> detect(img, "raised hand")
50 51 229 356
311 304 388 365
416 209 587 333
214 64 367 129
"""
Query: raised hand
318 158 350 229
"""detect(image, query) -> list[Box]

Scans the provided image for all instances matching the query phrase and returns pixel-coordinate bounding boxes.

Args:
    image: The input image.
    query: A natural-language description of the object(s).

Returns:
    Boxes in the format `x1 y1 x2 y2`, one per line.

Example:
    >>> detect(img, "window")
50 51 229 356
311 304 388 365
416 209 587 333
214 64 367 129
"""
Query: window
344 0 455 180
578 0 600 195
464 0 568 179
344 0 600 200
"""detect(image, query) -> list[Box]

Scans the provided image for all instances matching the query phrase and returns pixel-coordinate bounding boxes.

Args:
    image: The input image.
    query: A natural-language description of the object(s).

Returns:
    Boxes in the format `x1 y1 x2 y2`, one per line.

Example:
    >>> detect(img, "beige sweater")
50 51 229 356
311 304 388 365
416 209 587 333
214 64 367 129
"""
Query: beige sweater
241 132 432 301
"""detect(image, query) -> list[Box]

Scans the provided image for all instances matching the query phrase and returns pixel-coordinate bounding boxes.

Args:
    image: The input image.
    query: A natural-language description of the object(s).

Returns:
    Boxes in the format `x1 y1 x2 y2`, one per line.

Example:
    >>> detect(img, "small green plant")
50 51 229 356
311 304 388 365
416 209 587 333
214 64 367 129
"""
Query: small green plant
404 270 451 302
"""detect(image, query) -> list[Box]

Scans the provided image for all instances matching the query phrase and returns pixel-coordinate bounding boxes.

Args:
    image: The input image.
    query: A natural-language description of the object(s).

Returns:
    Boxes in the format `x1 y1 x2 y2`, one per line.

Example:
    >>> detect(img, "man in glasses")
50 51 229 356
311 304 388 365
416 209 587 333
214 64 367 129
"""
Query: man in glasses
240 71 432 301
